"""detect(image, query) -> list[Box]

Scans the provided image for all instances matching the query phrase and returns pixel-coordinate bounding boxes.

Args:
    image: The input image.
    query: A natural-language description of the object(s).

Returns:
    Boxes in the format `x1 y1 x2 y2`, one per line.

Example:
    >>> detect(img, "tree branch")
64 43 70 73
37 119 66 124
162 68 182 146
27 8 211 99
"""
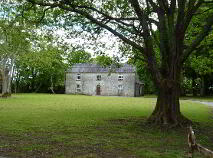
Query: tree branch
72 9 145 52
37 6 54 24
181 14 213 63
194 7 213 15
176 0 187 32
183 0 204 34
169 0 176 13
147 0 159 11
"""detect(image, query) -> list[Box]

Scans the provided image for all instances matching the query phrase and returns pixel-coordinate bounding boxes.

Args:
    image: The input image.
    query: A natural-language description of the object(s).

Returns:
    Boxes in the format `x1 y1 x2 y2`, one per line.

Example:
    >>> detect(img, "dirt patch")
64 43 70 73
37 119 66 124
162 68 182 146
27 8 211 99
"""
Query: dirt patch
0 130 137 158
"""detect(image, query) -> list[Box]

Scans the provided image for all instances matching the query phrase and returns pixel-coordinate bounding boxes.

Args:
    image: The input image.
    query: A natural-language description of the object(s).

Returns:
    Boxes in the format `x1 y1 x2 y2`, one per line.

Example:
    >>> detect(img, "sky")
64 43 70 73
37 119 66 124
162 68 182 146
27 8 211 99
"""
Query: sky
55 29 125 60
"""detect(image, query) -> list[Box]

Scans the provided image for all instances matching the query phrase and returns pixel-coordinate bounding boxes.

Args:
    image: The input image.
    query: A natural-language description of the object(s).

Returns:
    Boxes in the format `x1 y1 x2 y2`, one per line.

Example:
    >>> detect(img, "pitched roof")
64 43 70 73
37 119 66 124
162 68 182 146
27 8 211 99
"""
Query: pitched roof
66 63 136 73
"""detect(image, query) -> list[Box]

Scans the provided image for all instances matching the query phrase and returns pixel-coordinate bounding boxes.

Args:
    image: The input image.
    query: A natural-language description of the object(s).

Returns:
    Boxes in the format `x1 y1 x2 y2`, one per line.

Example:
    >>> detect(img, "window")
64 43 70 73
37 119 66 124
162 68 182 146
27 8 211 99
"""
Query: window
76 84 81 92
118 85 123 96
118 85 123 90
97 75 101 81
76 73 81 80
118 75 124 81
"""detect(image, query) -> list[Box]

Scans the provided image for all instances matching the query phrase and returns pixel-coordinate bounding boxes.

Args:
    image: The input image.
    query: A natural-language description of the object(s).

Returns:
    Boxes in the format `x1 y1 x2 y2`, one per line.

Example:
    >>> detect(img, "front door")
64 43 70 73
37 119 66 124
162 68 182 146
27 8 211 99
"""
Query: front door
96 85 101 95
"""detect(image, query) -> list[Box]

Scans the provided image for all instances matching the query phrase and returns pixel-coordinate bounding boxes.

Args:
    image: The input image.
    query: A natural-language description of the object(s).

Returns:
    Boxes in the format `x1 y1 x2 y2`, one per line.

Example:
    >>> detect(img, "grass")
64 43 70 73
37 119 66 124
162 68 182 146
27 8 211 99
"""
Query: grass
0 94 212 158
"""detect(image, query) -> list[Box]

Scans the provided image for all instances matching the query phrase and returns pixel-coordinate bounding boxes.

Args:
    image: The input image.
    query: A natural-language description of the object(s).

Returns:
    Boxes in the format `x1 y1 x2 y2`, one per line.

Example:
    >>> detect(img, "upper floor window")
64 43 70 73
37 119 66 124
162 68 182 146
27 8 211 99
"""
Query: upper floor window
76 73 81 80
97 75 101 81
118 75 123 81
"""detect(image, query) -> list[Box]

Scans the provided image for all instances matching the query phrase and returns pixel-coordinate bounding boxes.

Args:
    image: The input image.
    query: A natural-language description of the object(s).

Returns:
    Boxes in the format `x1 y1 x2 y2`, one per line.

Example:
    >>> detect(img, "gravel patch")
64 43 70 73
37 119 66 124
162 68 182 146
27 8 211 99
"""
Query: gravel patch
189 100 213 107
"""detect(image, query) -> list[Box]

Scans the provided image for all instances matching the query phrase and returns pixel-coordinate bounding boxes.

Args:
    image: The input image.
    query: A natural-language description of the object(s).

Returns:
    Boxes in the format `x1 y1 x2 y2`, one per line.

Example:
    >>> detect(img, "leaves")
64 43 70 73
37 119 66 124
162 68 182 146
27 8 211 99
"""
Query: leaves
67 50 92 67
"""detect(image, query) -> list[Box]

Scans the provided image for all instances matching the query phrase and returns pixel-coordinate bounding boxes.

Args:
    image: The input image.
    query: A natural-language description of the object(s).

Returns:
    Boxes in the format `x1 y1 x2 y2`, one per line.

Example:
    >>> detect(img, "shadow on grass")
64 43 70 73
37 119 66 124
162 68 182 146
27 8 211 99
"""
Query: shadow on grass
1 116 213 158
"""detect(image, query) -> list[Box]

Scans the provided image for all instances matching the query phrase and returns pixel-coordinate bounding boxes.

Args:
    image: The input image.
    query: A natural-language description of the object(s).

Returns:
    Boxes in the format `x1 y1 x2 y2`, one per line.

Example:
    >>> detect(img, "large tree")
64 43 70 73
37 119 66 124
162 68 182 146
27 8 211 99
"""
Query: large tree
22 0 213 126
0 20 30 96
15 40 67 93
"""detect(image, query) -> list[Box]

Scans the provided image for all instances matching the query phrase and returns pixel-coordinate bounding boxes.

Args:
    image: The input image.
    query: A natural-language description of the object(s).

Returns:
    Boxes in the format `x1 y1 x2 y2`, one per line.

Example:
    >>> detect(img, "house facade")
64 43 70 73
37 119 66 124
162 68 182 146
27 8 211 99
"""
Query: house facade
65 63 144 97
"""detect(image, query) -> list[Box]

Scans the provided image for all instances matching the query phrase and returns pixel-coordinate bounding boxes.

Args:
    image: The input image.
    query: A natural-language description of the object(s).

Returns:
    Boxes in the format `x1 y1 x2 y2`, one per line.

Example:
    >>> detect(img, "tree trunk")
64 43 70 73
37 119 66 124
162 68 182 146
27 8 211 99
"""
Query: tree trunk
2 68 11 97
50 75 55 94
148 79 191 126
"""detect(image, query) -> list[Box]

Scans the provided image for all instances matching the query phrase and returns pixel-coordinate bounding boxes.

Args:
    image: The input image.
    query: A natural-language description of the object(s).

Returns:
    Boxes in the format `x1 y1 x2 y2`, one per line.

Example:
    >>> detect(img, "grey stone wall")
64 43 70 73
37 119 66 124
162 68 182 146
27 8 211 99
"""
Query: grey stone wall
65 72 136 97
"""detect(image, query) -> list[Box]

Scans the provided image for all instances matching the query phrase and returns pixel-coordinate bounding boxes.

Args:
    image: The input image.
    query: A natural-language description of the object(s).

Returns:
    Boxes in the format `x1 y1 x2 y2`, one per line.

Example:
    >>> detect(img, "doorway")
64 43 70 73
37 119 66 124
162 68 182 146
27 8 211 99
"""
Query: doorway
96 85 101 95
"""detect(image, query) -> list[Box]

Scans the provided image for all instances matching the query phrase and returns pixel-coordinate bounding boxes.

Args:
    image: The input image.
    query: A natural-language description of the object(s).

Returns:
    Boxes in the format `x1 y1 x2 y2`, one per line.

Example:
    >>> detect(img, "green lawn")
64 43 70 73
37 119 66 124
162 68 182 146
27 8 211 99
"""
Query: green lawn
0 94 212 158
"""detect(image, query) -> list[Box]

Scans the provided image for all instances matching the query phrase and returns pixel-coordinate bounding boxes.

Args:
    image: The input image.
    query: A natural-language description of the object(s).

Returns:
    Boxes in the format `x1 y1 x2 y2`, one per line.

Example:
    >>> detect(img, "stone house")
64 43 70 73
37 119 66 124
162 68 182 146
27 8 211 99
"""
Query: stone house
65 63 144 97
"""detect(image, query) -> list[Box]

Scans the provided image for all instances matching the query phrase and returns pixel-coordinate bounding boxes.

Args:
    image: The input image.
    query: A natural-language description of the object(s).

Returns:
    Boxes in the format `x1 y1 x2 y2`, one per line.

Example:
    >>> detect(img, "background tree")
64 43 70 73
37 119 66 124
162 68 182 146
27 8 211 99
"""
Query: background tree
67 50 92 67
128 58 156 94
94 55 113 67
15 41 67 93
0 19 31 96
22 0 213 126
182 8 213 96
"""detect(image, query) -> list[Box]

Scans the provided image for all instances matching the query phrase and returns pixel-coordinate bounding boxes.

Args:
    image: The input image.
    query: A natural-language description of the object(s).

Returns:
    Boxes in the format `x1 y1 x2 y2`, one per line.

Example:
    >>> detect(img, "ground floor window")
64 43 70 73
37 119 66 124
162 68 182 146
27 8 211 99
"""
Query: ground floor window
76 84 81 92
118 84 123 96
118 85 123 90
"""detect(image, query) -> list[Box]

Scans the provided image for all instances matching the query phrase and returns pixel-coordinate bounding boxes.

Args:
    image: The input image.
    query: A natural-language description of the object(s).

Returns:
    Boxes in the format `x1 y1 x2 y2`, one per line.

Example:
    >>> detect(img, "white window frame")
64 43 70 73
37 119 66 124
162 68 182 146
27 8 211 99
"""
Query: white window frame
76 84 81 92
118 85 123 90
76 73 81 81
97 75 101 81
118 75 124 81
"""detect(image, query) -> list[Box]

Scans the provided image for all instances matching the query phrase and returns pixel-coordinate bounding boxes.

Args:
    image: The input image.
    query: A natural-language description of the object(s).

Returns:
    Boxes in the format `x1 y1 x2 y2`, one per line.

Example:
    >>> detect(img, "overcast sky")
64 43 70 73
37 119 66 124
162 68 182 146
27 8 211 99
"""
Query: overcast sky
55 29 124 59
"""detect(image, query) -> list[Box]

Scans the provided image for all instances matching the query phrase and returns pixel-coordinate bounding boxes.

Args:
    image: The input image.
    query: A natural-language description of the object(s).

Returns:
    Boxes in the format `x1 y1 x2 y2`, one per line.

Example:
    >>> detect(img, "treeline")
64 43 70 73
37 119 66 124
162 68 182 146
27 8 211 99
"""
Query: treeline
1 2 213 97
13 49 117 94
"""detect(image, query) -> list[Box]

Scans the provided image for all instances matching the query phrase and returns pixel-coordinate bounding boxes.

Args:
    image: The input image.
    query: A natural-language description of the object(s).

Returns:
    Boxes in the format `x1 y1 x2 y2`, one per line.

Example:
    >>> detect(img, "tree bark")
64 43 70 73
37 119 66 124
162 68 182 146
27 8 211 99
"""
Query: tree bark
148 78 191 126
50 75 55 94
2 68 11 97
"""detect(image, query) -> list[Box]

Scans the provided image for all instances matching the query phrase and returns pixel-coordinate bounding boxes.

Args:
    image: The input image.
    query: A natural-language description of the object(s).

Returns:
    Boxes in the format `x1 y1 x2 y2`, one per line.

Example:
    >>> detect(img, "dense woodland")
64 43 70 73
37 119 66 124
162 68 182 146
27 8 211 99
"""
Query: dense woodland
0 0 213 126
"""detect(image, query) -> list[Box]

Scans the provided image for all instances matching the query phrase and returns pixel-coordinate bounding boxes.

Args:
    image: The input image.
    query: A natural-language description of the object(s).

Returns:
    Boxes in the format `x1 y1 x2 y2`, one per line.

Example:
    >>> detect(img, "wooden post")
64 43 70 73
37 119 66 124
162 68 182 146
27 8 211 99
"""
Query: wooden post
188 126 213 158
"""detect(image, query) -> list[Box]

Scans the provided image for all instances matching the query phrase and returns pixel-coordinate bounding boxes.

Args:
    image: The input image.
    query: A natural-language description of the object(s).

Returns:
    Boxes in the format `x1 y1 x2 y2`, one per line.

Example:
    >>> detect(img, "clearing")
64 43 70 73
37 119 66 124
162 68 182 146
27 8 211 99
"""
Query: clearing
0 94 212 158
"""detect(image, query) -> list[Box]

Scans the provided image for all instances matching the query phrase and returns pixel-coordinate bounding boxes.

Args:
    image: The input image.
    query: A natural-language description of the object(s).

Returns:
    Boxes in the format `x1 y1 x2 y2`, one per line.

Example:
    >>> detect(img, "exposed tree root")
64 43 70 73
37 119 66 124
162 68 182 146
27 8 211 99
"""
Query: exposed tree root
1 92 11 98
147 112 192 128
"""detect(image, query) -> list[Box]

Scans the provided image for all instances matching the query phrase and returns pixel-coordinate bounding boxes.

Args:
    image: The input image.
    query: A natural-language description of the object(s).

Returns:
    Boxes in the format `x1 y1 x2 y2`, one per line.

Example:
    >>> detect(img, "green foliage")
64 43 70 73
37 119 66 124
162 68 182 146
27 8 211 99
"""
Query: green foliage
190 55 213 76
94 55 113 67
15 45 67 93
128 57 156 94
0 19 31 62
185 7 213 76
67 50 92 67
182 8 213 96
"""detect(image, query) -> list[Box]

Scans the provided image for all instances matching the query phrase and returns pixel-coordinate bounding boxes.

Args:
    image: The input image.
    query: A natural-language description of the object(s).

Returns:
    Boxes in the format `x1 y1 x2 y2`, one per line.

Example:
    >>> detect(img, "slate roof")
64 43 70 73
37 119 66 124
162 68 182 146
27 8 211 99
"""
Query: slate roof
66 63 136 73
